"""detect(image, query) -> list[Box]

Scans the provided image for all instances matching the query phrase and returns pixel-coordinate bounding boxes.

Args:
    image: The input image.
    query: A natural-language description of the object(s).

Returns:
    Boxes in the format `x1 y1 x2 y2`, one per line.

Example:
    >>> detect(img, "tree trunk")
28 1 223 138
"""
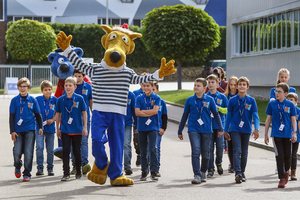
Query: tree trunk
28 59 32 85
177 57 182 90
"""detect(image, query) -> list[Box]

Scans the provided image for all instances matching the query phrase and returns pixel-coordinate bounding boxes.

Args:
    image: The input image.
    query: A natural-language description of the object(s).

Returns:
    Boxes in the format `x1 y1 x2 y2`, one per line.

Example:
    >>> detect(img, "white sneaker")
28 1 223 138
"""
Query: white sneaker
191 175 201 184
201 172 207 182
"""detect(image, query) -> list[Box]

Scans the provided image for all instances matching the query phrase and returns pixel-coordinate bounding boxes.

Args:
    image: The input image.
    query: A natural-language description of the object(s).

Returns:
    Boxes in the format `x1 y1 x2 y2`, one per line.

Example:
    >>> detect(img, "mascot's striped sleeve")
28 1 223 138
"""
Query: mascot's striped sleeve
63 47 161 115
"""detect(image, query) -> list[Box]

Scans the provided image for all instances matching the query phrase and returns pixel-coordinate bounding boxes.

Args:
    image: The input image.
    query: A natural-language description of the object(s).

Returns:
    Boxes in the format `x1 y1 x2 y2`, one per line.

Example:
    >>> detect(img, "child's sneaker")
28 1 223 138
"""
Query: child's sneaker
48 168 54 176
61 175 70 181
235 174 242 184
284 171 289 185
228 164 235 173
140 172 147 181
76 173 82 179
125 168 133 175
207 169 214 178
15 168 21 178
151 172 158 181
191 175 201 184
217 163 223 175
36 168 44 176
155 171 161 177
70 166 76 175
82 163 91 175
136 155 141 167
278 178 285 188
23 176 31 182
201 172 207 182
242 173 246 182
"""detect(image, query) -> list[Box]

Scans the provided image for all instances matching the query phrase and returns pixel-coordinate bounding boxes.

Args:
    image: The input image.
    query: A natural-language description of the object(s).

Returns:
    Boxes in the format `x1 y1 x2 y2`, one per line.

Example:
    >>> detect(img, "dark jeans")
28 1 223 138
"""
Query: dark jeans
291 142 299 170
138 130 159 173
13 130 35 177
227 133 233 166
133 132 140 155
208 129 224 170
230 132 250 176
62 133 82 176
273 137 291 179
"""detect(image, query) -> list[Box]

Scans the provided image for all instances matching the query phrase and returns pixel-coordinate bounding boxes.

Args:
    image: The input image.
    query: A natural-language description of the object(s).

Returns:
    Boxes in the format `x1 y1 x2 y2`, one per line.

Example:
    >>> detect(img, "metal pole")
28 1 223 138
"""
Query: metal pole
106 0 108 25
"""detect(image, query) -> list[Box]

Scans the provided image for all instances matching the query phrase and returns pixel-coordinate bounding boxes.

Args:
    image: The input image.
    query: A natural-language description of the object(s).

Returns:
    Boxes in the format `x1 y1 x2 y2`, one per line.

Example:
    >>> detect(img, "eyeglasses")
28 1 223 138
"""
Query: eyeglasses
19 86 29 89
274 90 283 94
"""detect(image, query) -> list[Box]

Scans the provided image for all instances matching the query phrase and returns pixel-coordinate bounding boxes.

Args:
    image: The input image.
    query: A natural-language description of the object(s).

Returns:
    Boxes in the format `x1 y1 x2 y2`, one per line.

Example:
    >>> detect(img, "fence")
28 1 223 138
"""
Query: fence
0 65 59 89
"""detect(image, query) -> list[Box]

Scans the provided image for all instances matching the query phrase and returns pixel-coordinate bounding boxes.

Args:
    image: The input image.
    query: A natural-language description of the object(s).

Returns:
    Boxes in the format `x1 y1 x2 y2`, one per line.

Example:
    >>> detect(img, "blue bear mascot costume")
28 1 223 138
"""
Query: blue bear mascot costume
56 24 176 186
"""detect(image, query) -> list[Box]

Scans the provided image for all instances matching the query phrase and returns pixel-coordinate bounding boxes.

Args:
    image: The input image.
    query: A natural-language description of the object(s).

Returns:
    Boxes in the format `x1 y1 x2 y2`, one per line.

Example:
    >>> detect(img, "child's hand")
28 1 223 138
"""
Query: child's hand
39 129 43 137
178 134 183 140
264 135 269 145
159 128 165 135
47 119 54 125
134 129 138 134
252 129 259 140
218 131 223 138
83 127 88 137
292 133 297 143
224 132 231 141
57 130 61 139
11 132 18 142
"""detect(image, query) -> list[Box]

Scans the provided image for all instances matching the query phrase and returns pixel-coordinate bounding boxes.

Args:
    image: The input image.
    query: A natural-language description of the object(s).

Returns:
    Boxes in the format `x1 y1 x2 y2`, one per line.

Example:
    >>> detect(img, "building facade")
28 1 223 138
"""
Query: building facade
227 0 300 97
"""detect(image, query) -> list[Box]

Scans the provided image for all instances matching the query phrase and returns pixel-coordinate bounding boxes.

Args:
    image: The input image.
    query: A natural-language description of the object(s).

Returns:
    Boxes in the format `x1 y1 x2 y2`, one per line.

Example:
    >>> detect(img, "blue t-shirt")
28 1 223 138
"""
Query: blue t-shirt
207 91 228 129
133 88 143 98
158 98 168 128
125 91 136 127
65 82 92 122
227 95 258 134
295 107 300 142
135 92 161 132
36 95 57 133
269 86 296 100
266 99 297 138
10 94 41 133
56 93 87 134
184 93 218 134
227 92 238 100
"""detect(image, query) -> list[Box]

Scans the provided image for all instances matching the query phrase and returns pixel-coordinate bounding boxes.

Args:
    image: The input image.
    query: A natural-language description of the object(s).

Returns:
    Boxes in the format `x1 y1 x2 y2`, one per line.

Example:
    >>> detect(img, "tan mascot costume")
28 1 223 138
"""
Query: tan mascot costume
56 23 176 186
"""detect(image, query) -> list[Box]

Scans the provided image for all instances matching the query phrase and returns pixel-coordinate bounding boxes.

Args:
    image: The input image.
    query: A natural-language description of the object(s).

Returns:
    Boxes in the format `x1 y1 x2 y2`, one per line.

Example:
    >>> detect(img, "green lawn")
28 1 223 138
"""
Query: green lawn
0 86 57 94
159 90 268 122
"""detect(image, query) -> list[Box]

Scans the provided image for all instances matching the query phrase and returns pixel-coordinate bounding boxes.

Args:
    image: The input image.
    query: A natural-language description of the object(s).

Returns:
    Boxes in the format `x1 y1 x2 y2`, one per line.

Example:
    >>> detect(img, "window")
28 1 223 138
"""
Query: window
194 0 209 4
0 0 3 21
133 19 141 27
112 18 119 25
234 9 300 57
121 0 134 2
121 19 128 25
7 16 51 22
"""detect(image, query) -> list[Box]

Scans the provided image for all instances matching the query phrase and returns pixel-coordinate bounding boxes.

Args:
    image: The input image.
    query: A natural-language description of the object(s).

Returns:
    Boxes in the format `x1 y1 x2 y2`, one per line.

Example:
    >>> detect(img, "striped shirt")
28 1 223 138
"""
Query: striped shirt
63 47 159 115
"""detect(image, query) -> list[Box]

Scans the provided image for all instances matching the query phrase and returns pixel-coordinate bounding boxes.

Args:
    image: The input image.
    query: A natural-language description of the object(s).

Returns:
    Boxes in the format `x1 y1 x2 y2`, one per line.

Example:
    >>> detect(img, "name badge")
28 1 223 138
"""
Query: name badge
279 124 285 131
211 113 214 118
239 121 244 128
68 117 73 125
197 118 204 125
17 119 23 126
145 119 152 126
43 121 47 126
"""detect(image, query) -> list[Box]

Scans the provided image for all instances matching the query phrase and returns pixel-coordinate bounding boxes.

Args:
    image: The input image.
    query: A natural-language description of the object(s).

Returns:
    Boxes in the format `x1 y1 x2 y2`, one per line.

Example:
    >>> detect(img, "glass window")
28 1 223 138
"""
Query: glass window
121 19 128 25
7 16 13 22
277 14 281 49
294 10 299 46
133 19 141 27
112 18 119 25
43 17 51 22
34 17 42 22
121 0 134 2
24 16 32 20
287 12 291 48
14 17 22 21
0 0 3 20
102 18 106 25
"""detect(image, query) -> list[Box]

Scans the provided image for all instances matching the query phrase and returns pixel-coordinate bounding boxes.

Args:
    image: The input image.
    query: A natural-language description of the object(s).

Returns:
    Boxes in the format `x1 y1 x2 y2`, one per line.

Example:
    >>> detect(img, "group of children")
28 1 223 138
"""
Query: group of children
179 67 300 188
10 70 92 182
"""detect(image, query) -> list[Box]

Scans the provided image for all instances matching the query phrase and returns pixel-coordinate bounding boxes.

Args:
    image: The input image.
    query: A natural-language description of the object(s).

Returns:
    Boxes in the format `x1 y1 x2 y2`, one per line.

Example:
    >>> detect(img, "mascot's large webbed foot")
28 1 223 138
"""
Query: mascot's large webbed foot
87 160 110 185
110 174 134 186
158 57 177 79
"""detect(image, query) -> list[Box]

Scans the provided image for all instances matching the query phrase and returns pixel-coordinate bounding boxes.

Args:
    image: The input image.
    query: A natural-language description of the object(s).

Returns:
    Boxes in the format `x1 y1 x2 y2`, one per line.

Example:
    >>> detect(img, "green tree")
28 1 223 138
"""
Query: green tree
6 19 57 82
141 4 220 89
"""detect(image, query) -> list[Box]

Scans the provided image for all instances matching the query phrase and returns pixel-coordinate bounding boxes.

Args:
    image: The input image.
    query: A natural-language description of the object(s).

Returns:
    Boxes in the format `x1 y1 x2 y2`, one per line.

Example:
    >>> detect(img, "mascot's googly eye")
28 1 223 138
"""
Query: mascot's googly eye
110 34 117 40
122 36 128 43
58 58 64 64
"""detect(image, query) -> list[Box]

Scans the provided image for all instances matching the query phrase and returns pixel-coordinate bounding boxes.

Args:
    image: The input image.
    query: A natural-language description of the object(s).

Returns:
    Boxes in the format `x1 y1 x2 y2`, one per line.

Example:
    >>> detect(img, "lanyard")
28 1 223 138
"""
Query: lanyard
195 98 204 119
277 103 285 124
238 98 246 120
44 99 51 120
64 96 75 117
144 95 152 110
19 97 26 119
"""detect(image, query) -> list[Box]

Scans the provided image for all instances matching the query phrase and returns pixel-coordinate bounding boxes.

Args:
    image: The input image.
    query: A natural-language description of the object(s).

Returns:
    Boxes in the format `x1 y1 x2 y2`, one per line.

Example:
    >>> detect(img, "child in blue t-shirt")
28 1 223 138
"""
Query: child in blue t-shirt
178 78 223 184
286 92 300 181
35 80 57 176
69 69 93 175
224 76 259 184
265 84 297 188
135 82 161 181
123 91 136 176
206 74 228 178
9 77 43 182
152 82 168 177
56 76 87 181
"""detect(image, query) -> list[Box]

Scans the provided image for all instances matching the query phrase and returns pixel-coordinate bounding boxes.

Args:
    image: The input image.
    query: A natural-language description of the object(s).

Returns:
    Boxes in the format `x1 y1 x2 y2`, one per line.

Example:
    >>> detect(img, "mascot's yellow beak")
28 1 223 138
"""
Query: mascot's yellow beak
100 25 142 68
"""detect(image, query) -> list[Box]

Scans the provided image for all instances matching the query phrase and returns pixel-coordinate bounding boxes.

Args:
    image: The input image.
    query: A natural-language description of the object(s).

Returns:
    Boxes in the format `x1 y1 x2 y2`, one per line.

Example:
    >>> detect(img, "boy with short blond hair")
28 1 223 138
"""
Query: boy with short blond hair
206 74 228 178
224 76 259 184
10 77 43 181
178 78 223 184
56 76 88 181
35 80 57 176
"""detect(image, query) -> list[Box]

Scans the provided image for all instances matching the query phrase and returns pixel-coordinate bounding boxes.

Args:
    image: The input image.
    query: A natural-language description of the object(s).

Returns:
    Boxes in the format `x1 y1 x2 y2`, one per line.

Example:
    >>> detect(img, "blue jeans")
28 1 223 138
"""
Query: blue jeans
13 130 35 177
188 131 212 176
123 126 133 169
71 121 91 166
139 130 159 173
208 129 224 170
35 131 55 170
156 132 162 170
230 132 250 176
